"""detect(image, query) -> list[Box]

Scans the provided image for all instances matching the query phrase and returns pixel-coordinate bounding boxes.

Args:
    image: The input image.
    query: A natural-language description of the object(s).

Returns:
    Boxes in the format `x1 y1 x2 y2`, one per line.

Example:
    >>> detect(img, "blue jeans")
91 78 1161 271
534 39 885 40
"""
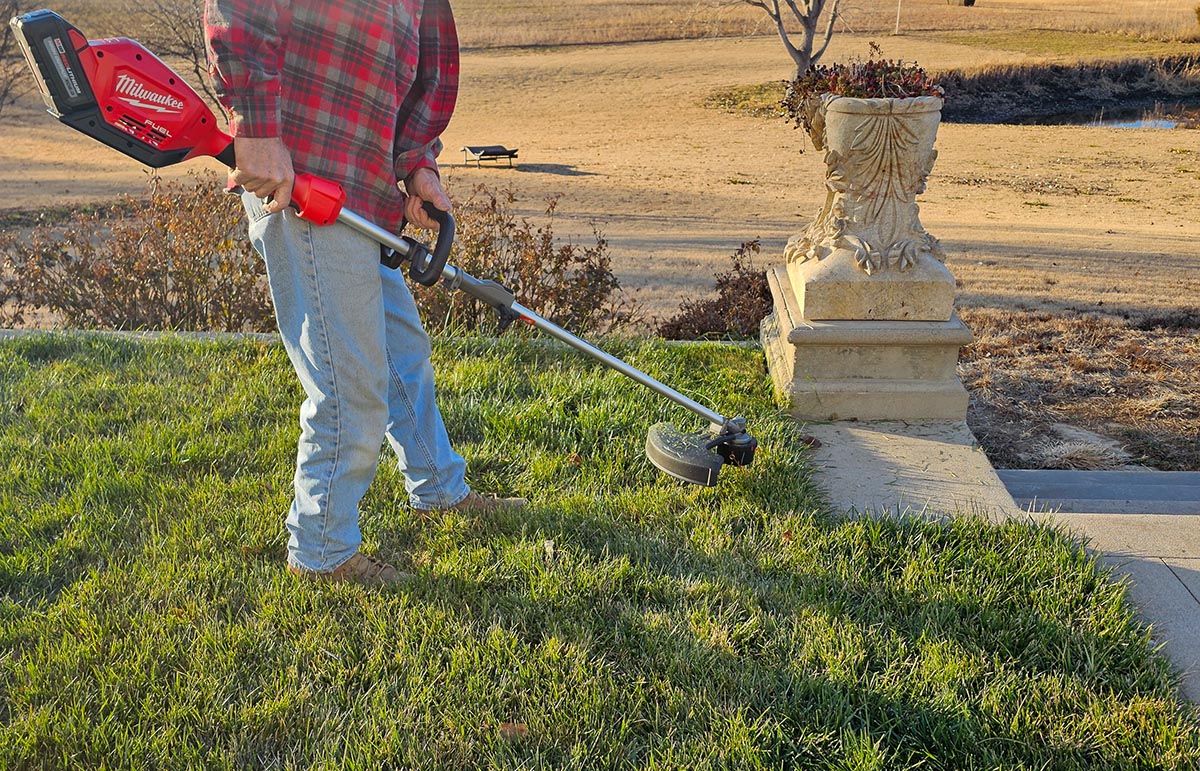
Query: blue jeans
244 193 469 573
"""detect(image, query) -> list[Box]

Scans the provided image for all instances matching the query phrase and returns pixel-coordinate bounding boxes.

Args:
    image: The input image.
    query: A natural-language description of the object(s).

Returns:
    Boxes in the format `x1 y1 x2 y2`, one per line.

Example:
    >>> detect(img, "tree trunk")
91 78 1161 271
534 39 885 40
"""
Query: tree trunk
755 0 841 79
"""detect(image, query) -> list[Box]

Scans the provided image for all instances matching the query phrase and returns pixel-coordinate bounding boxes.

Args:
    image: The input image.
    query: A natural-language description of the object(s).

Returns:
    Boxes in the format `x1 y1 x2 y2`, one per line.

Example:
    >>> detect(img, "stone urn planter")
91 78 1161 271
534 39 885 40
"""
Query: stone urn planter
784 93 954 321
762 72 973 421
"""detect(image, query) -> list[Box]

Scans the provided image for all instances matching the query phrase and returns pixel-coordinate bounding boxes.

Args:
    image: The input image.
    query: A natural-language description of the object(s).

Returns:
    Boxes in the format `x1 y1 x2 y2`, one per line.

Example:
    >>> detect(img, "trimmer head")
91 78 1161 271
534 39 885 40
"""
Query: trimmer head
645 420 757 487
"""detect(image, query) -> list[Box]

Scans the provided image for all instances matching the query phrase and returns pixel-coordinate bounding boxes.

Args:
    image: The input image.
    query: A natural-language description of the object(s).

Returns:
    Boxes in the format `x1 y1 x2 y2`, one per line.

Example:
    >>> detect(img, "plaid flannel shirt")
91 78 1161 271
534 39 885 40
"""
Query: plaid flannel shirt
204 0 459 230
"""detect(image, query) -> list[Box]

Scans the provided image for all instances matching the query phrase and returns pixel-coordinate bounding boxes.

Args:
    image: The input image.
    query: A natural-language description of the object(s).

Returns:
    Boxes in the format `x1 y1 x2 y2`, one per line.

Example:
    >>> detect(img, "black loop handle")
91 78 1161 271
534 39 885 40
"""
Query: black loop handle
407 202 454 286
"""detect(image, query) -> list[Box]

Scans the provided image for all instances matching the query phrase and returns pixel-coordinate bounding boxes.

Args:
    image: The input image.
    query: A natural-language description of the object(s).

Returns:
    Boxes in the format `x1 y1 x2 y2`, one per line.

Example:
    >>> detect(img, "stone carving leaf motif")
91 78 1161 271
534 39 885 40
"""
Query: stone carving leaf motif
849 112 920 224
786 97 945 275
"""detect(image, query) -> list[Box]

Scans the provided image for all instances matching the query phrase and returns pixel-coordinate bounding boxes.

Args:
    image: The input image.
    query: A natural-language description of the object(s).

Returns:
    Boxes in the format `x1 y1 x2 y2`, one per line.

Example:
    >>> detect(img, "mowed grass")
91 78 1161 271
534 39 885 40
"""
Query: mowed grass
0 333 1197 769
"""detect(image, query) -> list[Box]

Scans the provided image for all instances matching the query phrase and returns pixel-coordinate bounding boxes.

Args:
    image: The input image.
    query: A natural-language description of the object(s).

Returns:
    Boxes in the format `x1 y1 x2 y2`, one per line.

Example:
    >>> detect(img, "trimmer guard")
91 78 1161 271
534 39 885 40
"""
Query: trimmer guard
645 423 726 487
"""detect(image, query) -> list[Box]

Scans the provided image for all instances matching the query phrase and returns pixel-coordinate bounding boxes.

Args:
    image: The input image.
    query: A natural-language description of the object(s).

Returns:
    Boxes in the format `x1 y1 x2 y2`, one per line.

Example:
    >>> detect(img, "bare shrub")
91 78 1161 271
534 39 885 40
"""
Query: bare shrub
2 180 638 337
959 308 1200 470
412 186 638 336
0 229 21 318
656 240 772 340
1 172 272 332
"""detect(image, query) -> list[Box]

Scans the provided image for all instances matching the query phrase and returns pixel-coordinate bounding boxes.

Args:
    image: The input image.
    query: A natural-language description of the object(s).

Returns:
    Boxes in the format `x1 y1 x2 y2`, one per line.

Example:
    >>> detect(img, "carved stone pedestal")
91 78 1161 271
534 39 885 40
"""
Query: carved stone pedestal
764 94 972 421
763 267 972 421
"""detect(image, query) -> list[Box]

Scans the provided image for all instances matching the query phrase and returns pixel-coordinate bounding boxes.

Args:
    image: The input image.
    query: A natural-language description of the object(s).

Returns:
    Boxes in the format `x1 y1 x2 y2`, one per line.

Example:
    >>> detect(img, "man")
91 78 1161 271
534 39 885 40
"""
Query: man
204 0 523 585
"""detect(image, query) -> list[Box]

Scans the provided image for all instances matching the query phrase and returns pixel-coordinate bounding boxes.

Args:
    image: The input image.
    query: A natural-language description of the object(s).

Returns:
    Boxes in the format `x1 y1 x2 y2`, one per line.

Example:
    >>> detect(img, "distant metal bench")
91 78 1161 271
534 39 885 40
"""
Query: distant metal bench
461 145 519 167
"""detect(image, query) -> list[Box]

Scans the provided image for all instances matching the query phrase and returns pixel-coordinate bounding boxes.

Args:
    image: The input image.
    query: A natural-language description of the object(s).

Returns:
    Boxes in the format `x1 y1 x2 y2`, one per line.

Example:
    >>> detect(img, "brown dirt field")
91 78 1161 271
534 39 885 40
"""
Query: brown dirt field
1 27 1197 468
436 34 1200 319
7 33 1195 315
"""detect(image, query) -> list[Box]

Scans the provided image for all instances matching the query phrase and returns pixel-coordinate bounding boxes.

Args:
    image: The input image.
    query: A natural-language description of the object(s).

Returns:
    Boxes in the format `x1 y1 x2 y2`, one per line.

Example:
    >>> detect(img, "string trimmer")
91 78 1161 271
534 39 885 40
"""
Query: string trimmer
9 9 757 486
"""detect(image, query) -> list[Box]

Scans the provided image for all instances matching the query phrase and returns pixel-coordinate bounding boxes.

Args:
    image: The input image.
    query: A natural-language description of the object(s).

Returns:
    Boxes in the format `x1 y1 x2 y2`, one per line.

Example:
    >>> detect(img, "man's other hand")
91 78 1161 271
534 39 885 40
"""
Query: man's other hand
403 167 452 230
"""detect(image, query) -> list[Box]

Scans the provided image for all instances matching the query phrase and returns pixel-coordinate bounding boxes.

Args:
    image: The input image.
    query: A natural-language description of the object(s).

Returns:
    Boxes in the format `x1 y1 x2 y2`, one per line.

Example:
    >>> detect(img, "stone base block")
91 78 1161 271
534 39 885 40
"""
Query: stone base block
788 249 956 321
764 266 972 421
770 370 971 421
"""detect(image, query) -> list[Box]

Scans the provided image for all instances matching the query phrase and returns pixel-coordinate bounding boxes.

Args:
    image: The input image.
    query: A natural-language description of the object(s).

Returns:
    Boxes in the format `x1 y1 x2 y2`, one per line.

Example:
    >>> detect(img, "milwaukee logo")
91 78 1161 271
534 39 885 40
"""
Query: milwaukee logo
115 73 185 113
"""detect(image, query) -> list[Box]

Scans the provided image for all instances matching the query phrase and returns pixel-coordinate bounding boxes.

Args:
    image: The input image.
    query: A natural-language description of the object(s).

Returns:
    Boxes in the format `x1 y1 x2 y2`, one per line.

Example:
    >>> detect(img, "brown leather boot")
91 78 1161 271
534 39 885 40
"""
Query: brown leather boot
449 490 528 514
287 552 410 586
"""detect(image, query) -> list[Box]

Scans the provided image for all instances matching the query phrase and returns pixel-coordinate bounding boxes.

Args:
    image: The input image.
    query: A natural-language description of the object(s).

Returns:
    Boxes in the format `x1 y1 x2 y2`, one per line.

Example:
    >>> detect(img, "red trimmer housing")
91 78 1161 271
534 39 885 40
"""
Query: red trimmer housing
10 9 345 225
12 9 233 167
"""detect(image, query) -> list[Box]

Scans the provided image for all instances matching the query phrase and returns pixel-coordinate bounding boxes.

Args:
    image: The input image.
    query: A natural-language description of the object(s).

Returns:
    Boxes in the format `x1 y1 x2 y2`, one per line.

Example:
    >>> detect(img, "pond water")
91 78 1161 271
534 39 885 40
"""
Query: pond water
1023 100 1199 130
1093 116 1180 129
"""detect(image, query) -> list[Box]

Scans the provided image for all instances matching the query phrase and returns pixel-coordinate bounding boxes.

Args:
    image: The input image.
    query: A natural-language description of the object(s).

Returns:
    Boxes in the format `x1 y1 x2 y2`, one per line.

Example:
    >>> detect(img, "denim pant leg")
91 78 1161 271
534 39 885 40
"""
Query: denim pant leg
380 263 470 509
245 195 389 573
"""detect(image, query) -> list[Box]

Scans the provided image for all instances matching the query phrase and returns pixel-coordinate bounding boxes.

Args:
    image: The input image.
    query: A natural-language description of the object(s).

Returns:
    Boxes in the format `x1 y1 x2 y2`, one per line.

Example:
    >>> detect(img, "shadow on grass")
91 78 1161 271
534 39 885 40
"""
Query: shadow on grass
376 495 1187 768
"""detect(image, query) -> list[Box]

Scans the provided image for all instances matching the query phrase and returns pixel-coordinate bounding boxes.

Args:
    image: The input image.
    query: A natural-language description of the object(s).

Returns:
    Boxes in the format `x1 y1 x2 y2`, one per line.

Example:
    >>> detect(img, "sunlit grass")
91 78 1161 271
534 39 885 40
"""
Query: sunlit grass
0 333 1197 769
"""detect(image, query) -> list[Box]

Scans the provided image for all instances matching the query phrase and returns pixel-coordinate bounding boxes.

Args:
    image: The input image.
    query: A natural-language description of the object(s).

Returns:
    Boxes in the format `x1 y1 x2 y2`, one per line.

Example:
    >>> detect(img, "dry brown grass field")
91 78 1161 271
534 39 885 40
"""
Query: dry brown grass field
2 0 1198 469
447 0 1200 48
46 0 1200 48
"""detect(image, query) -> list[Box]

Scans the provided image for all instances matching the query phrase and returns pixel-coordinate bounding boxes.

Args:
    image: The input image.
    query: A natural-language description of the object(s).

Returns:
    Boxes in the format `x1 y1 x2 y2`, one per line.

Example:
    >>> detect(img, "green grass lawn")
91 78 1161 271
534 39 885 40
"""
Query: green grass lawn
0 333 1197 769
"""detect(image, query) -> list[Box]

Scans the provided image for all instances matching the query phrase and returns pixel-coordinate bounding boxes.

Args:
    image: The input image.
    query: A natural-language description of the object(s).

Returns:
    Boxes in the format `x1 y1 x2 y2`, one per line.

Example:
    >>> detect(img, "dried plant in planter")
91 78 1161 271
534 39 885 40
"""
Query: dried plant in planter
783 42 945 147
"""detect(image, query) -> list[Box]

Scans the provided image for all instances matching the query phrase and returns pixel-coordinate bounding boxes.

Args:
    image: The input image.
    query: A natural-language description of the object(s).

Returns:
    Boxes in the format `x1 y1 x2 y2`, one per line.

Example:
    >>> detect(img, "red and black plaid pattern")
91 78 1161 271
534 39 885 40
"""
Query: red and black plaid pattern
205 0 459 230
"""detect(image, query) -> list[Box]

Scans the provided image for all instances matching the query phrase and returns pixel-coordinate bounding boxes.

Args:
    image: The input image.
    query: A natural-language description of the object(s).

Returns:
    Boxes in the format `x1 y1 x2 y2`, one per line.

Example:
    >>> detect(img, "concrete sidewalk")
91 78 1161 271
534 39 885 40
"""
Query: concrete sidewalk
803 420 1200 702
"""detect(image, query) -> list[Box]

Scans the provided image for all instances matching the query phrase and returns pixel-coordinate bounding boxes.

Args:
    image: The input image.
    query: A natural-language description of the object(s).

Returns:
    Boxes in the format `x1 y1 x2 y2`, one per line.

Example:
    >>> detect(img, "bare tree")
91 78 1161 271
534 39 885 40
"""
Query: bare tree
737 0 842 78
1 0 30 120
120 0 222 111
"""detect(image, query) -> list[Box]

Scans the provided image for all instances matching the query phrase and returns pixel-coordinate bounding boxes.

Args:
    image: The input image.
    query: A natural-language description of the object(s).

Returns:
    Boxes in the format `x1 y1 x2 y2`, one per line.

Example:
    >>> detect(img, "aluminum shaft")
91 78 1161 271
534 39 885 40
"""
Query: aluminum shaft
338 208 412 255
335 207 727 428
513 301 726 427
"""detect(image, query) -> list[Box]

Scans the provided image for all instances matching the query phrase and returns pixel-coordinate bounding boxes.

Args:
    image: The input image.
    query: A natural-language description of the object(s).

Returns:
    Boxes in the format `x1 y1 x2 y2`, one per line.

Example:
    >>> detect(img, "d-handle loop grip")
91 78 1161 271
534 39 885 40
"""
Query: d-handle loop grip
220 141 450 286
406 202 454 287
